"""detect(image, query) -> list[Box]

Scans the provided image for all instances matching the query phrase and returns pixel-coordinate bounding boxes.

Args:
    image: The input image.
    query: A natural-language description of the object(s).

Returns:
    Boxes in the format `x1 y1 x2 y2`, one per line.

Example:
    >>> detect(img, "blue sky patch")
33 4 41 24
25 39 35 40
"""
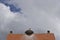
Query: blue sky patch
0 0 22 13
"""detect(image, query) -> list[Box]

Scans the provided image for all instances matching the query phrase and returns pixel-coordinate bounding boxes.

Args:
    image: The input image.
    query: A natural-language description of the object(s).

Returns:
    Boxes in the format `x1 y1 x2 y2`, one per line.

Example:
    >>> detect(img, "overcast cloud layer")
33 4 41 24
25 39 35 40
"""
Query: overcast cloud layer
0 0 60 40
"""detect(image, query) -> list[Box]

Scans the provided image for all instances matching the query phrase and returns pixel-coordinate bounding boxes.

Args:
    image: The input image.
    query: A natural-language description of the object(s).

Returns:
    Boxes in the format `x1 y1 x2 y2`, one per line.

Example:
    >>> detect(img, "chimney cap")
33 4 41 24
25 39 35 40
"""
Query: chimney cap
25 28 34 36
10 31 13 34
47 30 50 33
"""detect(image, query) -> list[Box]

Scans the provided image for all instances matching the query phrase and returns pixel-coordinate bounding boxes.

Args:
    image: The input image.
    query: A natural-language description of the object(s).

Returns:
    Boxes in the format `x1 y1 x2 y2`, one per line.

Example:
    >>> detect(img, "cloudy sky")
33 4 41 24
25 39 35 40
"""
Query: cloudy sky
0 0 60 40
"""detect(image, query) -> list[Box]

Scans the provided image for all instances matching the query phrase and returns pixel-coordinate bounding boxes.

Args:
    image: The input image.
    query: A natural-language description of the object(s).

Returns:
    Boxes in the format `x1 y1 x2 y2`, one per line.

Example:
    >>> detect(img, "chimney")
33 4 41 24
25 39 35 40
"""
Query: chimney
47 30 50 33
10 31 13 34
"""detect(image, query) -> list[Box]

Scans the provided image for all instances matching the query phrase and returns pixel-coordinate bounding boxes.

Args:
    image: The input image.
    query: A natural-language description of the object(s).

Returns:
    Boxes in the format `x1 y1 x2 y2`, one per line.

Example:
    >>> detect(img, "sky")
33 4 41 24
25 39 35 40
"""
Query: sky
0 0 60 40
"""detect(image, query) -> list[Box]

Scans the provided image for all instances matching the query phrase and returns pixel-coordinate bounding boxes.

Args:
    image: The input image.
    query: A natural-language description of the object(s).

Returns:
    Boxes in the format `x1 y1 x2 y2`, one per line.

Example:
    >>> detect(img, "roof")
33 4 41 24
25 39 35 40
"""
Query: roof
7 33 55 40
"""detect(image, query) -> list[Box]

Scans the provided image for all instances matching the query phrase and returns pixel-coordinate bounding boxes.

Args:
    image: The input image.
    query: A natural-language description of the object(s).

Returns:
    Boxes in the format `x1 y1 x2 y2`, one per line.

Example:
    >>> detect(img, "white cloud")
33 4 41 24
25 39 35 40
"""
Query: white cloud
0 3 27 32
0 0 60 34
0 3 18 31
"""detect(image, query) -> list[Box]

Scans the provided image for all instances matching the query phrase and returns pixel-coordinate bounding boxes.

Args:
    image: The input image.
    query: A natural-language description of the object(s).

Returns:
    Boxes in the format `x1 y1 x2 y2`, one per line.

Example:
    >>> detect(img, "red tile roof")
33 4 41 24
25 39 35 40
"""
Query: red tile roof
7 33 55 40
